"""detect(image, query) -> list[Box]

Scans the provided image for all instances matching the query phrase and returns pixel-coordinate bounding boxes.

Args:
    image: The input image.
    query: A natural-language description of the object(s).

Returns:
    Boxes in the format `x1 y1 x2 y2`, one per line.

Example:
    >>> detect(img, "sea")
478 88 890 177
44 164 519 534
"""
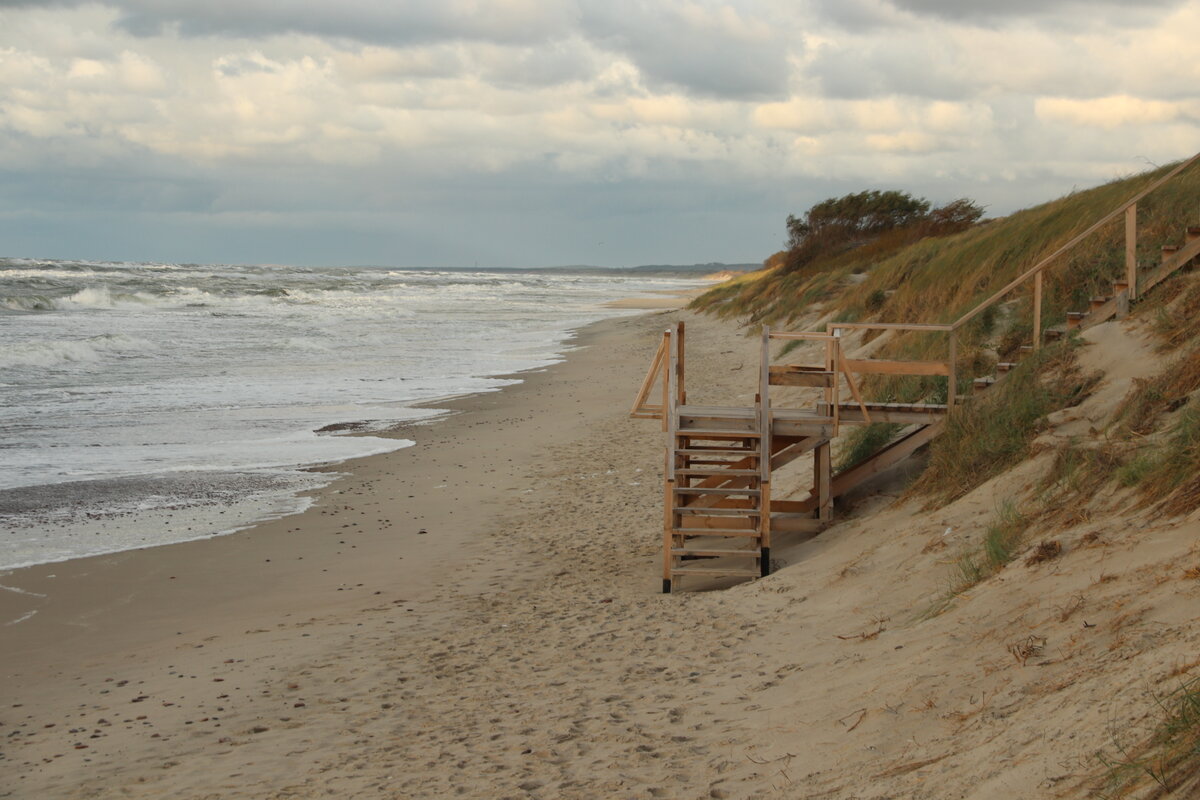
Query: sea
0 258 703 570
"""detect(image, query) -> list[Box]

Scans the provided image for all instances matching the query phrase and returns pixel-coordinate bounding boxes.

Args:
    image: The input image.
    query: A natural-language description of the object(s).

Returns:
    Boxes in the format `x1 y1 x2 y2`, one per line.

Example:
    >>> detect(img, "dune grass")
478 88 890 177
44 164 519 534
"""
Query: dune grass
1096 677 1200 798
692 159 1200 373
910 341 1098 506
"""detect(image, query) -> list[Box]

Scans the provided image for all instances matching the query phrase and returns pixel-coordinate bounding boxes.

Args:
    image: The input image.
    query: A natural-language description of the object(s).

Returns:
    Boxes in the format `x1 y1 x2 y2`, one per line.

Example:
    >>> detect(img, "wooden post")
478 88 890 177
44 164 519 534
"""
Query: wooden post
759 481 771 578
815 442 831 520
1032 271 1043 350
947 331 958 409
662 331 672 431
759 326 771 485
663 323 680 594
1126 203 1137 300
662 474 674 593
677 321 686 405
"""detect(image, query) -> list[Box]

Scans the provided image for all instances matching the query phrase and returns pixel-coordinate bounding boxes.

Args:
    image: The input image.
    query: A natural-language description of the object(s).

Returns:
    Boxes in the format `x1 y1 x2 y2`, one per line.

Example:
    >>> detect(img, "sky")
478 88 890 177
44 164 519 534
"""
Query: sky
0 1 1197 268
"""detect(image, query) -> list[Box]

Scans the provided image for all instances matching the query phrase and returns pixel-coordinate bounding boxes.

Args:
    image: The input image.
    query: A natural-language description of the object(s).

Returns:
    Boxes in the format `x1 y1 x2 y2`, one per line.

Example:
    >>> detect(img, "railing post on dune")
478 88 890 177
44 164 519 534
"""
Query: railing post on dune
1032 270 1043 350
947 330 957 408
1126 203 1138 300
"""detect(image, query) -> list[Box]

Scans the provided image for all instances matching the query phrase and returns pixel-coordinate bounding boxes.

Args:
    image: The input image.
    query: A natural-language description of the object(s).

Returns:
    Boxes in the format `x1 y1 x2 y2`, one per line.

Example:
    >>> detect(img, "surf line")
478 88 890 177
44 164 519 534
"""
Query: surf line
0 582 47 598
5 610 37 627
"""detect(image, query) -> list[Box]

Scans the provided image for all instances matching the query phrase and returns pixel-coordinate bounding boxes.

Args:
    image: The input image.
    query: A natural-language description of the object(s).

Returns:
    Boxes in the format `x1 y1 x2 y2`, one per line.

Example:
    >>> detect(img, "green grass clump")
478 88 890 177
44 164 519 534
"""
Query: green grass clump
1096 677 1200 798
925 501 1029 617
911 342 1099 506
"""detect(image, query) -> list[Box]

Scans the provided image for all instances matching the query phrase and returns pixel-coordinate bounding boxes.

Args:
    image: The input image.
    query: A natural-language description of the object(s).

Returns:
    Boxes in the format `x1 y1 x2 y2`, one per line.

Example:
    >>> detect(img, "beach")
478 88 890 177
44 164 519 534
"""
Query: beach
3 302 766 798
6 303 1199 799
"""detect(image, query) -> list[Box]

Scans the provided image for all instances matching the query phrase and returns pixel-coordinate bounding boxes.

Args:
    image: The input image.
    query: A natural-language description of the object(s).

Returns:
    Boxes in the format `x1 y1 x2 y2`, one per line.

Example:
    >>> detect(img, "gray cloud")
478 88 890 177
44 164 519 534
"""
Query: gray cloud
889 0 1186 25
112 0 576 46
579 2 791 100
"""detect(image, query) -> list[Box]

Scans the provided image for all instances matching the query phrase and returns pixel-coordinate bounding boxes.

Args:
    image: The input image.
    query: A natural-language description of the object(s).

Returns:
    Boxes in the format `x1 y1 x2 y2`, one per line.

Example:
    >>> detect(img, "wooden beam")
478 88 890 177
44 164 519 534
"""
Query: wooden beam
789 421 945 513
1139 235 1200 296
947 331 958 408
830 322 954 332
815 442 831 521
629 334 667 419
843 358 952 376
768 366 835 387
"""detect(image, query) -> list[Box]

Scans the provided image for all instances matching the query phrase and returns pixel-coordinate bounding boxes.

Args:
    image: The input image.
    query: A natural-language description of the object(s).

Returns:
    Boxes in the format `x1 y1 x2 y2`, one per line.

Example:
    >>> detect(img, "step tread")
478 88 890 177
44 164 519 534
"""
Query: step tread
676 506 760 515
671 567 761 577
675 487 761 495
673 527 761 536
675 447 760 456
676 468 761 476
677 428 763 438
672 548 761 557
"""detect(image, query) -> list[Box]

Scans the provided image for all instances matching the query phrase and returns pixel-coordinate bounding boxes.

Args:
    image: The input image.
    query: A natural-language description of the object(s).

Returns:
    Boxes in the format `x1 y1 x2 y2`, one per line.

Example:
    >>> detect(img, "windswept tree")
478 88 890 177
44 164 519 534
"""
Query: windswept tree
783 190 983 273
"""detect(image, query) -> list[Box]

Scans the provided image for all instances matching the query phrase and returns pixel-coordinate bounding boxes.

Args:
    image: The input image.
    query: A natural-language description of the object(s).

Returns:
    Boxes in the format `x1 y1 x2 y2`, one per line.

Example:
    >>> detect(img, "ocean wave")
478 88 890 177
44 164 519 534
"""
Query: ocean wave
0 334 160 369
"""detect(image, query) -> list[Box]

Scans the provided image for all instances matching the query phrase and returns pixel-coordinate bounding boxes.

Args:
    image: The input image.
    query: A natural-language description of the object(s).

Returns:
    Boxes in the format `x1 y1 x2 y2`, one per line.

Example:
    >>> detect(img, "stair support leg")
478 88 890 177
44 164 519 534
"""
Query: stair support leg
662 475 675 593
760 481 771 578
815 442 832 521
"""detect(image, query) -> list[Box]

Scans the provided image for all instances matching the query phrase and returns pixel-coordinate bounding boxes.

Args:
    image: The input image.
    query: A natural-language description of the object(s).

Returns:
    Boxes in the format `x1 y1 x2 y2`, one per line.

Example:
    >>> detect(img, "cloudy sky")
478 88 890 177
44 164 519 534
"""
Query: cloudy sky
0 1 1197 267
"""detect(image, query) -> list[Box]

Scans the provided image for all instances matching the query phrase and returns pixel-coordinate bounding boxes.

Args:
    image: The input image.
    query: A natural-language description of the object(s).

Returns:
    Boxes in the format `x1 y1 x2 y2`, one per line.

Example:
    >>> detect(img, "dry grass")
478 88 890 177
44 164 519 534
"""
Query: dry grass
1113 346 1200 437
911 342 1099 506
1095 677 1200 798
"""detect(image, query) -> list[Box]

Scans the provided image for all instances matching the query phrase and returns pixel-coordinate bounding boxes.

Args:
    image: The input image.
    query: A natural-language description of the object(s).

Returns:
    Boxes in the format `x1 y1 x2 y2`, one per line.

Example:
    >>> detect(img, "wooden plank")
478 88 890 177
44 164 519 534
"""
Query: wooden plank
1078 295 1119 332
671 567 760 577
837 407 943 425
790 421 945 513
629 334 666 419
771 420 835 438
768 367 834 387
671 548 760 557
830 322 954 332
833 420 944 494
1139 236 1200 296
673 526 760 536
770 516 825 534
769 436 824 470
843 358 951 376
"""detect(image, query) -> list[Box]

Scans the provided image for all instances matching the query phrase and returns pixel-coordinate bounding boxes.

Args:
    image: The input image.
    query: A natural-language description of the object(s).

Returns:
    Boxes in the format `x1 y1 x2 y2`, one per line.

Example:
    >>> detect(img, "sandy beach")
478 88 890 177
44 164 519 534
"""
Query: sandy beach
4 305 1200 799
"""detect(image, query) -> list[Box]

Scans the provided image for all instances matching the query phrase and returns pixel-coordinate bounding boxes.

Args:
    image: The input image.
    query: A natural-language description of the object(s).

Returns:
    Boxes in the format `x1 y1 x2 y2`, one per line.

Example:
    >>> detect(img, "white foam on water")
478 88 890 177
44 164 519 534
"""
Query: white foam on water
0 259 705 567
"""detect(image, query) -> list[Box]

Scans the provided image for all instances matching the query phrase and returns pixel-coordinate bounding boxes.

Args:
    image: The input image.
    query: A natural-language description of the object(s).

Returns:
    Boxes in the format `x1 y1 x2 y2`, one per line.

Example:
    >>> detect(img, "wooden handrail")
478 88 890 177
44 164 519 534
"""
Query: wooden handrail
953 151 1200 330
830 322 953 332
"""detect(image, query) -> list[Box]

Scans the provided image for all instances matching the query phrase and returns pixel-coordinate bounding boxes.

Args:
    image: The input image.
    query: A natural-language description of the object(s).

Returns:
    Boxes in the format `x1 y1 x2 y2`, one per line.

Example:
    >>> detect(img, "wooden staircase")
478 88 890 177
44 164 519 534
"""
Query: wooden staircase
666 406 769 592
634 151 1200 594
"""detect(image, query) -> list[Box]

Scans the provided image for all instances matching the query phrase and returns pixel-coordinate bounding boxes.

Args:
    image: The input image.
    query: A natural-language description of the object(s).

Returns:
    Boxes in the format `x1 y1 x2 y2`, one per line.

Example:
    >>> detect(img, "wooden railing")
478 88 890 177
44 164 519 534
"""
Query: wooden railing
828 152 1200 408
827 322 958 407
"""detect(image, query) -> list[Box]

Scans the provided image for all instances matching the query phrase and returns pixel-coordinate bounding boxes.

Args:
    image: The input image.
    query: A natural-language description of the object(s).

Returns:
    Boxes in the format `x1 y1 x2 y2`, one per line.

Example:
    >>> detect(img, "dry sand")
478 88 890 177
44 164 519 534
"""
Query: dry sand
3 309 1200 799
